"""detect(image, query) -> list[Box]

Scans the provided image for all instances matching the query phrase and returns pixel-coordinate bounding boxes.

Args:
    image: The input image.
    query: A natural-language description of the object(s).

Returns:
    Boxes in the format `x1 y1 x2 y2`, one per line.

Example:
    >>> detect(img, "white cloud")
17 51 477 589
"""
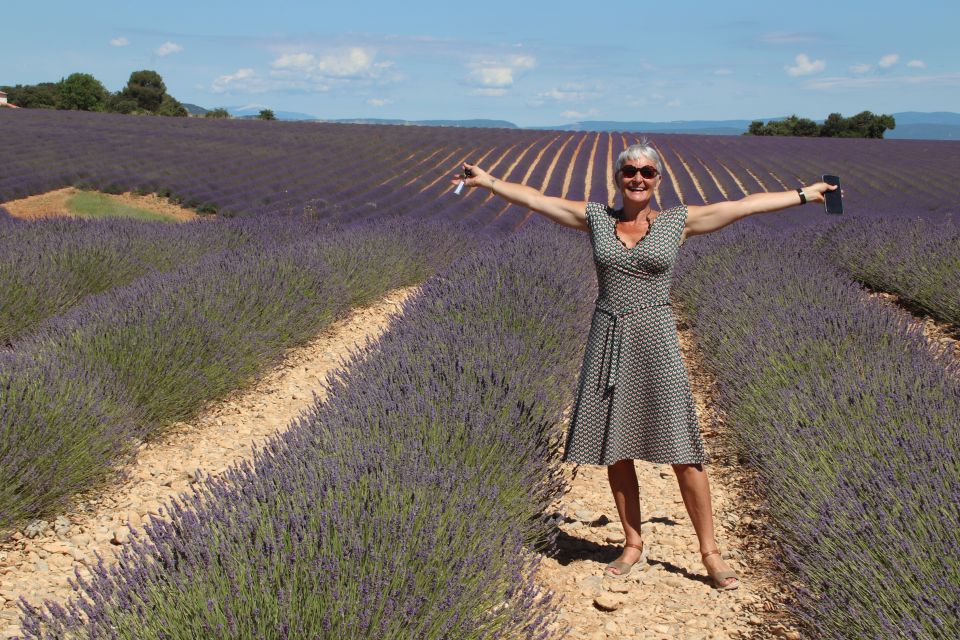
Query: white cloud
470 67 515 88
714 68 733 76
367 98 392 107
272 48 390 78
156 41 183 57
907 59 927 69
464 54 537 94
267 48 394 93
878 54 900 69
849 63 872 74
110 37 129 47
211 68 260 93
785 53 825 76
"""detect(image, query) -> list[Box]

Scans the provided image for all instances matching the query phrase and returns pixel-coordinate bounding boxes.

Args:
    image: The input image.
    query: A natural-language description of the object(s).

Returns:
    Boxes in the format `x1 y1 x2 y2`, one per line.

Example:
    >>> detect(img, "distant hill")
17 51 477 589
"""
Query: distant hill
535 119 755 135
227 106 319 121
328 118 518 129
182 103 209 117
181 106 960 139
884 113 960 140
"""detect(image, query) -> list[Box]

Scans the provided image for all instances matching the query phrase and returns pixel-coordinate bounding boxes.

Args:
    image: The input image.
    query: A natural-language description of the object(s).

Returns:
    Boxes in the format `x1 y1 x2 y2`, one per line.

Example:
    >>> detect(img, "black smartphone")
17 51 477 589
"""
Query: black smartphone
822 174 843 214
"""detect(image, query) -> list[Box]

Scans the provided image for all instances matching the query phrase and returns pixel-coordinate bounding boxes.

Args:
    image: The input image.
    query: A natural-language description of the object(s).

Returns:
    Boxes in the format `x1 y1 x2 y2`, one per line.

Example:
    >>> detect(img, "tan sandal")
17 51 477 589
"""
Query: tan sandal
701 549 740 590
604 541 647 578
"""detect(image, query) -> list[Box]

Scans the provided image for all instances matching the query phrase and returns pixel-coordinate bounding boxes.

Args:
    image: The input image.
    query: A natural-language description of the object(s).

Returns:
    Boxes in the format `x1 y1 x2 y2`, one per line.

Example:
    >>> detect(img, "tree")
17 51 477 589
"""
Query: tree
745 111 896 139
205 107 230 119
106 92 138 114
56 73 108 111
123 70 167 112
258 109 276 121
0 83 59 109
157 95 188 117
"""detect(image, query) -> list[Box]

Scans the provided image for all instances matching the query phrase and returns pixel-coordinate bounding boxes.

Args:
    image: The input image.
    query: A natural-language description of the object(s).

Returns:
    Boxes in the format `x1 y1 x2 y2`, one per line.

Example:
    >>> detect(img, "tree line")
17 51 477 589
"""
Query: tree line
2 70 187 116
2 71 277 120
746 111 896 138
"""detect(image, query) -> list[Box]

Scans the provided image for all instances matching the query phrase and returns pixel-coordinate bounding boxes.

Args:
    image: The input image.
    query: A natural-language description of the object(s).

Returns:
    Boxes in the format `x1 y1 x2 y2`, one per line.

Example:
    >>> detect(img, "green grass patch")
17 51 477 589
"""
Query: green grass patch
66 191 178 223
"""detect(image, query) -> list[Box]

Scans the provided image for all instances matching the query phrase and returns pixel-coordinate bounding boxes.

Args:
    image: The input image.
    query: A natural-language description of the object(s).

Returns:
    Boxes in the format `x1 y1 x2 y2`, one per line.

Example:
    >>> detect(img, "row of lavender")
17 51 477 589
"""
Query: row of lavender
20 221 597 639
673 224 960 638
816 215 960 327
0 216 311 345
4 111 959 231
0 217 468 532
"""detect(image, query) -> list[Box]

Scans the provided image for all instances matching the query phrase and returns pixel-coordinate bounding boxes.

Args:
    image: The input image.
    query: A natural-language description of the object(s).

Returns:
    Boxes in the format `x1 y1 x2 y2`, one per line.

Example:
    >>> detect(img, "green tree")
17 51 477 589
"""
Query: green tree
1 83 59 108
258 109 276 121
205 107 230 118
819 112 850 138
56 73 109 111
105 92 139 114
747 120 767 135
157 95 188 117
123 70 167 112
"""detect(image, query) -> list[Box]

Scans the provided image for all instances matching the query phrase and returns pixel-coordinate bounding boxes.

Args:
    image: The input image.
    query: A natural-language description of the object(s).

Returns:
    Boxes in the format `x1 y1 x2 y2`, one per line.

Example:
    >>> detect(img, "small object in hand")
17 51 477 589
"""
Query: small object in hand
454 167 473 195
822 174 843 214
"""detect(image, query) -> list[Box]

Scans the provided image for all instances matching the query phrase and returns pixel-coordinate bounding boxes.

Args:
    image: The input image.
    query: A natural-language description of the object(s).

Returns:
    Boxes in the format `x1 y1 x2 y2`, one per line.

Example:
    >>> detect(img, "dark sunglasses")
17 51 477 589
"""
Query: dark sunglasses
619 165 659 179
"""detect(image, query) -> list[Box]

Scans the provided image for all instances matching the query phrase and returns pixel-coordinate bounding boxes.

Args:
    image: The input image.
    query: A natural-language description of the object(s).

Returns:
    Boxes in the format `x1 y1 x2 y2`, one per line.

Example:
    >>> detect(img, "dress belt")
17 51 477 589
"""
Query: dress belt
594 299 670 393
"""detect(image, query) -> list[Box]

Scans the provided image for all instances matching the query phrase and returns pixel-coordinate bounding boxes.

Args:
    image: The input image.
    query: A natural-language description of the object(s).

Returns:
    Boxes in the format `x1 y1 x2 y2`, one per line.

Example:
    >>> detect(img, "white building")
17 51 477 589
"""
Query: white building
0 91 7 105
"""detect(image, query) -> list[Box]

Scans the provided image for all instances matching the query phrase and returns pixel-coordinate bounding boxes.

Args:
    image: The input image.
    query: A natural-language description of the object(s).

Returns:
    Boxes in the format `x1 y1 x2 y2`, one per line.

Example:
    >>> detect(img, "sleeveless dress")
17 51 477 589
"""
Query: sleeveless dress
562 202 707 466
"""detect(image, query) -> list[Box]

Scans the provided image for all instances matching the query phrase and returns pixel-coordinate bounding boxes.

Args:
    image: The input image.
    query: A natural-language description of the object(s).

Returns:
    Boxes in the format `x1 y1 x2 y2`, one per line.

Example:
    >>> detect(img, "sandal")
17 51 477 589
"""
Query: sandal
604 541 647 578
701 549 740 590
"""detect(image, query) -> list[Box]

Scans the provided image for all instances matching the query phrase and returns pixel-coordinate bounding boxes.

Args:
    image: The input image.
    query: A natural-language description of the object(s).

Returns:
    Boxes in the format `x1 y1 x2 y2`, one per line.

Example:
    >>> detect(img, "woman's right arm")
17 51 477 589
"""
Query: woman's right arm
451 162 588 231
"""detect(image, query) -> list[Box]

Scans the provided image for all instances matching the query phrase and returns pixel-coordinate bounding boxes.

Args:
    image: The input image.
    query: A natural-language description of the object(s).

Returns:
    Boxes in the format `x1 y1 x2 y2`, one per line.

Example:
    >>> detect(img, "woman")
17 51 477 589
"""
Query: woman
452 141 836 590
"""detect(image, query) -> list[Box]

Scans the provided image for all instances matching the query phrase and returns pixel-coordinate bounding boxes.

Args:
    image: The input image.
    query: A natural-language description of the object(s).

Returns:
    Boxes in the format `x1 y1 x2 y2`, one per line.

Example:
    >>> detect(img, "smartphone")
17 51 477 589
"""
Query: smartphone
822 174 843 214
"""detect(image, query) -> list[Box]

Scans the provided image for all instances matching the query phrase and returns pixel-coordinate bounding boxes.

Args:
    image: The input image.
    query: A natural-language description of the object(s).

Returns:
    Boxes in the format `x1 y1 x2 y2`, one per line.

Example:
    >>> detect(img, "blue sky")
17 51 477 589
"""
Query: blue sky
3 1 957 126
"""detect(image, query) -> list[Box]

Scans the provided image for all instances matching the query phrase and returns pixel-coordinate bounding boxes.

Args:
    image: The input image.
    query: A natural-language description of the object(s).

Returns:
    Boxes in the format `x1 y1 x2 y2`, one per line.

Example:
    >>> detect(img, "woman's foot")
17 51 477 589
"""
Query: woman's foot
701 549 740 590
605 541 646 577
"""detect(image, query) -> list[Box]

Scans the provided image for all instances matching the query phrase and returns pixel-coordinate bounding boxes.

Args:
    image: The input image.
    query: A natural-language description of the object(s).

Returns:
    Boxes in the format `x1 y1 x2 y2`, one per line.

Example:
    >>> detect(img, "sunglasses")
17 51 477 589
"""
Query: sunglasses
619 165 659 179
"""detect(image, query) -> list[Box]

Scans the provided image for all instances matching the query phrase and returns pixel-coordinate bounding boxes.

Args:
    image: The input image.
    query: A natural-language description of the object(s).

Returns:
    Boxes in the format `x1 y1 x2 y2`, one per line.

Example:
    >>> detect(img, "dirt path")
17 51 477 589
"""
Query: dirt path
537 309 801 640
0 287 417 638
2 188 199 222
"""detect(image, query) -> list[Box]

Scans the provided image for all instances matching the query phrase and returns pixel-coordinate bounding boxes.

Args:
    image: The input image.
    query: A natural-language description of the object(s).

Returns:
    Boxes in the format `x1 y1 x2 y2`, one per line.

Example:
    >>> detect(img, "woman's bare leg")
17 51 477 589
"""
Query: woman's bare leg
605 459 644 573
672 463 738 587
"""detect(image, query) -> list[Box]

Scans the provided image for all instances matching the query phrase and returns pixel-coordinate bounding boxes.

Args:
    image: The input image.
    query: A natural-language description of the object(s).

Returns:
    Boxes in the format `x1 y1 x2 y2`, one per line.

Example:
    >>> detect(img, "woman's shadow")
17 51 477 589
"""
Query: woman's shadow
547 515 712 587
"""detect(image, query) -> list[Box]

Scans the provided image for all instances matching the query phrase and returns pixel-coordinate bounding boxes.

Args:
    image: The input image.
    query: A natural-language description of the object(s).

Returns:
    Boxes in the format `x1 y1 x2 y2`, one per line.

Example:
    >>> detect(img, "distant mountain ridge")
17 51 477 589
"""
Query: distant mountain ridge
186 106 960 140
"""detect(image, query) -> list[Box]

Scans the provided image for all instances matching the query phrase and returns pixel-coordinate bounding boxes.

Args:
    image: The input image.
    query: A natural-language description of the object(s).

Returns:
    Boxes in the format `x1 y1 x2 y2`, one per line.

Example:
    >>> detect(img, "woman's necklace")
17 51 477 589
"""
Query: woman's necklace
616 209 656 248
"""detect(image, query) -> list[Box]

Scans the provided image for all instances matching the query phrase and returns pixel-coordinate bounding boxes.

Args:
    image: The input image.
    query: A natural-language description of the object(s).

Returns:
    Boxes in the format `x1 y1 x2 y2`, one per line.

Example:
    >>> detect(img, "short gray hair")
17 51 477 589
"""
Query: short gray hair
615 140 664 177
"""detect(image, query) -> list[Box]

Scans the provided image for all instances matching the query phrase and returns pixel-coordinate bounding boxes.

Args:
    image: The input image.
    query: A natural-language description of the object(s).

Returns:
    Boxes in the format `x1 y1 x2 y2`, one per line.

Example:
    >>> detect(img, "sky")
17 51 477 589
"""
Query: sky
3 0 958 126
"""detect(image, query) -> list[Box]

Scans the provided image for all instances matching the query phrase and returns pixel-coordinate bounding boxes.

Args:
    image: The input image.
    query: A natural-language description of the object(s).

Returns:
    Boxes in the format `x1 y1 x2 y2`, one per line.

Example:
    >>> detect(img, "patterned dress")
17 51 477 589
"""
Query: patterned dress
562 202 706 466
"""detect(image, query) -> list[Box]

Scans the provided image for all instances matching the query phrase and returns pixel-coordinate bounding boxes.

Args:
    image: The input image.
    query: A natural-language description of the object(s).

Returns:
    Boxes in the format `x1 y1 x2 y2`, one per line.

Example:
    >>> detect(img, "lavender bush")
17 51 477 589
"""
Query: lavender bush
674 225 960 638
20 221 596 639
1 219 467 531
816 215 960 327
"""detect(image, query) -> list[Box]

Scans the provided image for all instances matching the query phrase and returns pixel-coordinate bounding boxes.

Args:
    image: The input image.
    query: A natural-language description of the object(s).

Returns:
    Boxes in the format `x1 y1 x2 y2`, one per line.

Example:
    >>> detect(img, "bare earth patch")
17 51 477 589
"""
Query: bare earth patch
0 287 416 638
535 306 801 640
2 188 199 222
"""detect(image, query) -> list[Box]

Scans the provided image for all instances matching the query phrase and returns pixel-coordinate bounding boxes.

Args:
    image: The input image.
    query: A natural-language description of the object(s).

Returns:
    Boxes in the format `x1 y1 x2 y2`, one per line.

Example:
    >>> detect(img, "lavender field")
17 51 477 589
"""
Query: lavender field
1 108 959 638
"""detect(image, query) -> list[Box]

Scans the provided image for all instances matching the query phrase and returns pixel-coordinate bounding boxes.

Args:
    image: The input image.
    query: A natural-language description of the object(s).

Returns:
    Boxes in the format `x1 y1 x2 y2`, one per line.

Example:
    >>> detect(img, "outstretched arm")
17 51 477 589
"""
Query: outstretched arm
683 183 837 239
451 162 588 231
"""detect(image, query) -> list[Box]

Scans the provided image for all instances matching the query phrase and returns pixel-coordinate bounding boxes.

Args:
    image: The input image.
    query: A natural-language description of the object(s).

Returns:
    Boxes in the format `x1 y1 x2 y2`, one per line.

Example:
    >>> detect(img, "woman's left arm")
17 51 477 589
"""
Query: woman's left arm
683 182 837 239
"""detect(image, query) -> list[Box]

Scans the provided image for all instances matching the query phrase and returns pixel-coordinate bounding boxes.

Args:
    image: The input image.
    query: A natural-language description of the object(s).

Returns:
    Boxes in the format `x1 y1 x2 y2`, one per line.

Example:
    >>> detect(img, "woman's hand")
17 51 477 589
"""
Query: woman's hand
450 162 494 191
801 181 838 204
